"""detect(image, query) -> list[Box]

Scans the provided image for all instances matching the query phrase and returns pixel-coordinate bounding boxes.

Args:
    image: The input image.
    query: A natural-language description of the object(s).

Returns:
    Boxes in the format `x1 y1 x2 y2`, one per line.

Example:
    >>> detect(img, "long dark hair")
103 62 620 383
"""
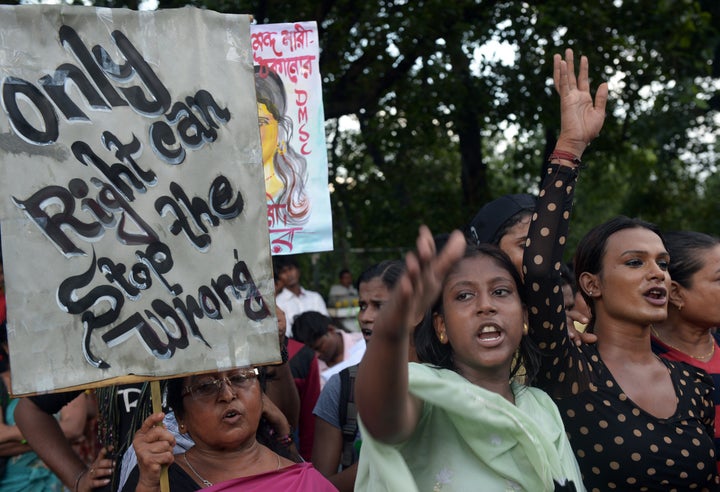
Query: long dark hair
414 242 541 384
254 65 309 225
663 230 720 289
574 216 665 331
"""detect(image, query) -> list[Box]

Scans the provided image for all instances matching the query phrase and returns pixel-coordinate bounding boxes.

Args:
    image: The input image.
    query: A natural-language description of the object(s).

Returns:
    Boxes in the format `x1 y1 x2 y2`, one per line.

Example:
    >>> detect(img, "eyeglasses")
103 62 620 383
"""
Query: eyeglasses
181 368 259 400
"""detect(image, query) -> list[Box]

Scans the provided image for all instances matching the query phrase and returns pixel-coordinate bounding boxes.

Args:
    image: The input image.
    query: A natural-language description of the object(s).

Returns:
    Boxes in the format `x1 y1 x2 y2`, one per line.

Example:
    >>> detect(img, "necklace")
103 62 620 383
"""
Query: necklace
183 452 213 487
183 451 283 488
651 325 716 360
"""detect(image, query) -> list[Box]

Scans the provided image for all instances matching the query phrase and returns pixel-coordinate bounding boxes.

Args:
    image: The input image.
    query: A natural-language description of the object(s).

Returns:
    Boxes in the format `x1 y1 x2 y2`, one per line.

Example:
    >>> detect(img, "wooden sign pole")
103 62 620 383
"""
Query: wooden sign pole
151 380 169 492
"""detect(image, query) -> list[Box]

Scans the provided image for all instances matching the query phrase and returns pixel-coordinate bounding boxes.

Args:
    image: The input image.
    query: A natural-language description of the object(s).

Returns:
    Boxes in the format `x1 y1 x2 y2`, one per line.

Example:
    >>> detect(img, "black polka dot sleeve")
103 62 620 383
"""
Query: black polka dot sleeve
522 163 591 398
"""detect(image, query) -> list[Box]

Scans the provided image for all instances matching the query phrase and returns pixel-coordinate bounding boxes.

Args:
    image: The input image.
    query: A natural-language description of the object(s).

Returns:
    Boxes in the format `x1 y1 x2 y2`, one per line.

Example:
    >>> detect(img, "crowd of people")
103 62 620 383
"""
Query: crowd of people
1 47 719 492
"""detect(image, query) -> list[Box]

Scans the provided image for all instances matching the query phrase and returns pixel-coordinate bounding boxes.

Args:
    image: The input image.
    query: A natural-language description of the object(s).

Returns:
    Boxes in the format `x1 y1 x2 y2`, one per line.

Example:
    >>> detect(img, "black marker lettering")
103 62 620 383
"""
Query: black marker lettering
102 131 157 186
149 120 185 164
72 141 144 202
111 30 171 116
59 25 128 108
209 176 243 220
12 185 103 257
57 251 123 368
2 76 59 145
135 242 182 296
39 63 111 121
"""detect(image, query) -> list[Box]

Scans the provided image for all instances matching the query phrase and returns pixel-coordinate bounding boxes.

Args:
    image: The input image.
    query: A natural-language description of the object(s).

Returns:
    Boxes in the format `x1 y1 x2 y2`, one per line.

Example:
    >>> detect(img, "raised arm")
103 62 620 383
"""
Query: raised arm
355 226 465 444
524 49 606 384
525 48 607 314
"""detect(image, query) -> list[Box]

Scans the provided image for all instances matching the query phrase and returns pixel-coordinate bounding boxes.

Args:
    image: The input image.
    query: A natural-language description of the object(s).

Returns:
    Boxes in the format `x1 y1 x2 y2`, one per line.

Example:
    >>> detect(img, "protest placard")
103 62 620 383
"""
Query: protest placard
0 5 279 395
252 21 333 255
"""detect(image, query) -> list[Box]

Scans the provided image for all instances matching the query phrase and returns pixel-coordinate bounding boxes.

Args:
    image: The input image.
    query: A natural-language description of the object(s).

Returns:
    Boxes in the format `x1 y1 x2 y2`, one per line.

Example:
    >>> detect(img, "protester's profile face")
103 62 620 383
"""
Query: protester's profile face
497 214 531 276
310 328 341 364
358 277 391 342
678 244 720 327
181 369 262 449
434 255 525 378
258 102 279 163
593 227 670 325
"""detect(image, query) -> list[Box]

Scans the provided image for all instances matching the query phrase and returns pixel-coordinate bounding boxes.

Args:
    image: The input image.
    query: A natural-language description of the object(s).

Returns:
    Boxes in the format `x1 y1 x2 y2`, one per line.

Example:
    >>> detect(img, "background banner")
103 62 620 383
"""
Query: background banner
251 21 333 255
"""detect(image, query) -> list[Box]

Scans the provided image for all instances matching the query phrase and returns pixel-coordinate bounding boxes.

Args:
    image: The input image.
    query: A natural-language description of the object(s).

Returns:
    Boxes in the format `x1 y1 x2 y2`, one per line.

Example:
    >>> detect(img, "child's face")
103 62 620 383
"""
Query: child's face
434 255 526 380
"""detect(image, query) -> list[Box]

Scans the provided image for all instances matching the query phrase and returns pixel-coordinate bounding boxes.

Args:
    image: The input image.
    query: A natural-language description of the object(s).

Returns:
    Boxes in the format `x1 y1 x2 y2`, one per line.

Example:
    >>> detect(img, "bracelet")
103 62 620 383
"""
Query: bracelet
276 433 293 447
548 150 582 167
73 468 88 492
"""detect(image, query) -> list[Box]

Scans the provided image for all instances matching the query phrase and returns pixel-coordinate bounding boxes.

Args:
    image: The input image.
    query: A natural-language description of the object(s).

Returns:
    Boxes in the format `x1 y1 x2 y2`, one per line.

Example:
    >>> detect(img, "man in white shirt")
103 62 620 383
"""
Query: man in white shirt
274 255 329 338
327 269 358 306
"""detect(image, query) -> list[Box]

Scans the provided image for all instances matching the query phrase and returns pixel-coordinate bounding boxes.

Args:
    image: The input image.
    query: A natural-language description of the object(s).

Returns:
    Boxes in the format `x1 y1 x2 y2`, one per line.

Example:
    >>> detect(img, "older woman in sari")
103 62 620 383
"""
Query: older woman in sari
122 367 336 491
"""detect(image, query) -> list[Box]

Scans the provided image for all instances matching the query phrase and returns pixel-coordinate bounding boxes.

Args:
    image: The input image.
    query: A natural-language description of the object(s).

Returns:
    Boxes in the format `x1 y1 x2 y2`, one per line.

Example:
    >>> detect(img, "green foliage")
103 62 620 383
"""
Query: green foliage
6 0 719 290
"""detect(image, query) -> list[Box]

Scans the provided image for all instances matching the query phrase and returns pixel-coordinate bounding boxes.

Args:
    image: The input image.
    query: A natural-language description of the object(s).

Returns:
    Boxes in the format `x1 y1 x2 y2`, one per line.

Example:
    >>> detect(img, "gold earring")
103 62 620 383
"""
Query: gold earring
523 323 528 335
438 332 447 343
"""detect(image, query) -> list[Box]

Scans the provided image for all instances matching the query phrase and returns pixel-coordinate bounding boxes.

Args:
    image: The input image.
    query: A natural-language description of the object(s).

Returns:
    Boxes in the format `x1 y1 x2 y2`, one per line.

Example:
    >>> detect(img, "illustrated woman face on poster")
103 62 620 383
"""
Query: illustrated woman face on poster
254 65 310 226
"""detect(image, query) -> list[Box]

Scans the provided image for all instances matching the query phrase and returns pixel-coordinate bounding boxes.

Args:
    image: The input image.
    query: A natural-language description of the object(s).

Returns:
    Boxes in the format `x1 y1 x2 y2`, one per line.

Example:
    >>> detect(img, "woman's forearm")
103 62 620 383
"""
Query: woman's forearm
15 398 87 488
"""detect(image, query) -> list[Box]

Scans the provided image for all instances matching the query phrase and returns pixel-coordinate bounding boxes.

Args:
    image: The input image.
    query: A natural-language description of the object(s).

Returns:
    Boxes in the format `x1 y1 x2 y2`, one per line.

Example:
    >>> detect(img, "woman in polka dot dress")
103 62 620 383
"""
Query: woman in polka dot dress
524 53 719 491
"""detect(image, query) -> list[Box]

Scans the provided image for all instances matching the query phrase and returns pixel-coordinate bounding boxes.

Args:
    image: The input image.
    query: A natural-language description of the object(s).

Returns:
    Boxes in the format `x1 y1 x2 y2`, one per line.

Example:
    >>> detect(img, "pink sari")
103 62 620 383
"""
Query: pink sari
206 463 336 491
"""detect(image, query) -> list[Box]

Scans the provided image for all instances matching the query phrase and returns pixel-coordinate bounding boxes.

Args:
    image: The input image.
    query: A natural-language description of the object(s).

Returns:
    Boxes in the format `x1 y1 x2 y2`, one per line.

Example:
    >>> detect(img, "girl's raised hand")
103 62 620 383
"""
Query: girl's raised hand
400 226 466 332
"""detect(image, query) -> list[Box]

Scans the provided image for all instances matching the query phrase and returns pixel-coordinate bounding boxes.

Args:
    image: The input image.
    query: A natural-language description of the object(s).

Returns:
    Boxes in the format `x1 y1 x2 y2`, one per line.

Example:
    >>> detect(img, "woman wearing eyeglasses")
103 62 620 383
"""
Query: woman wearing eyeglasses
121 368 336 491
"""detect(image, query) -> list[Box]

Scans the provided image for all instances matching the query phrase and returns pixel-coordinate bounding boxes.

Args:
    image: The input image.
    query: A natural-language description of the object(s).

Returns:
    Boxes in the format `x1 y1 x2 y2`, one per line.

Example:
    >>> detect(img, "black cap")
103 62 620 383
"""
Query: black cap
467 193 536 245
